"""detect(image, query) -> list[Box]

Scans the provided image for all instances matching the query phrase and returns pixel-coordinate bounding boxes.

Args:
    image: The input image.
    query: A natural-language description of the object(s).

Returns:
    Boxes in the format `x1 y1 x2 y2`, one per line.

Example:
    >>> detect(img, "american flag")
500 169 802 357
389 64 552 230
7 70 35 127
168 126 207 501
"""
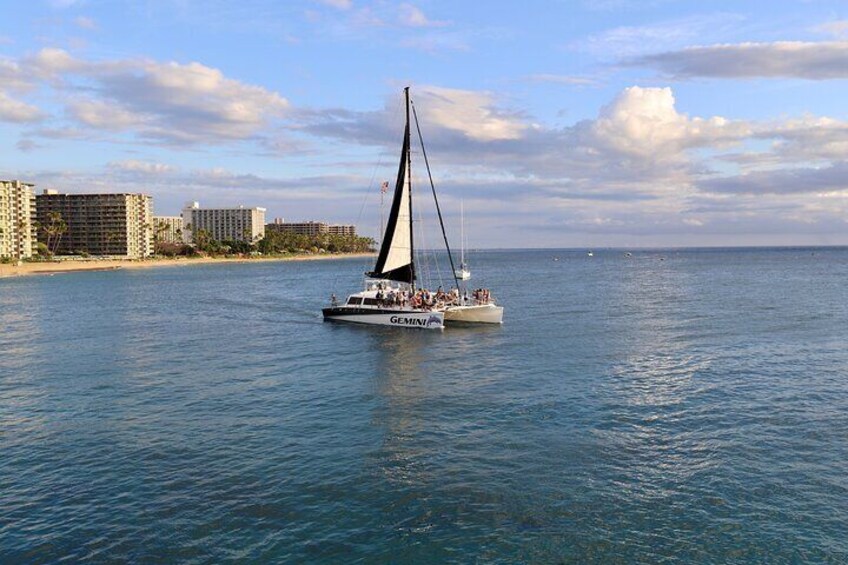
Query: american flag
380 181 389 193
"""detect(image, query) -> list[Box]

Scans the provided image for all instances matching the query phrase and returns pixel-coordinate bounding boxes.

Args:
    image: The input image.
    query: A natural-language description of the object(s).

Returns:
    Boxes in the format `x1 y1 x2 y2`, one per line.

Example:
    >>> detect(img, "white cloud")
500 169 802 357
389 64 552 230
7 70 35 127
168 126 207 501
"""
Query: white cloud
17 48 290 144
0 92 44 123
68 98 147 130
414 86 526 141
107 160 176 174
629 41 848 79
302 84 527 145
0 58 31 91
586 86 747 158
27 47 84 76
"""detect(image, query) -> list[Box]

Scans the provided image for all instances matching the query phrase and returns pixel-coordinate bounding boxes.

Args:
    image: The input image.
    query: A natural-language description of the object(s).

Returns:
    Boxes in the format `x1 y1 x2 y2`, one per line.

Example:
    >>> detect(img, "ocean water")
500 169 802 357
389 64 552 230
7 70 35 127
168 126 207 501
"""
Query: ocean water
2 248 847 563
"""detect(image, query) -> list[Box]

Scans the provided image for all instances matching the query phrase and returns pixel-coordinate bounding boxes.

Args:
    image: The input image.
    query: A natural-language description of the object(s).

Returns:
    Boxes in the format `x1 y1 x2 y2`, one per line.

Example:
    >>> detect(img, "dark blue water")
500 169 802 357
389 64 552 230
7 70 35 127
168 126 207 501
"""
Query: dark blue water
2 248 848 563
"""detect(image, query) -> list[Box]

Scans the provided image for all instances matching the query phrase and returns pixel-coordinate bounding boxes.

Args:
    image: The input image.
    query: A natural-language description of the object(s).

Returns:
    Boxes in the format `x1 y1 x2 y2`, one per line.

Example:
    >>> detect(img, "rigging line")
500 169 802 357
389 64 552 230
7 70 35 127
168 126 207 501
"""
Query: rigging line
410 99 461 292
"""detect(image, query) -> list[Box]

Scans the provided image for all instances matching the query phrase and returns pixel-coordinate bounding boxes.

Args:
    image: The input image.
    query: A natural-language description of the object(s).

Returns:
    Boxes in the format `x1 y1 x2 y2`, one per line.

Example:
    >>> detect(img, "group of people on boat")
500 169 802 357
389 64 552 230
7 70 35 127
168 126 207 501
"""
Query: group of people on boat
372 283 494 310
330 282 494 311
374 286 460 310
471 288 491 305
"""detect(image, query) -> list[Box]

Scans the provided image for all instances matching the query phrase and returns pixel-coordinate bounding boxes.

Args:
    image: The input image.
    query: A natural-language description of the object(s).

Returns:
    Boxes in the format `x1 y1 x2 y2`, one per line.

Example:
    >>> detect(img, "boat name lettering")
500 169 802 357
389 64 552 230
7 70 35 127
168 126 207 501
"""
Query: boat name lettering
390 315 427 326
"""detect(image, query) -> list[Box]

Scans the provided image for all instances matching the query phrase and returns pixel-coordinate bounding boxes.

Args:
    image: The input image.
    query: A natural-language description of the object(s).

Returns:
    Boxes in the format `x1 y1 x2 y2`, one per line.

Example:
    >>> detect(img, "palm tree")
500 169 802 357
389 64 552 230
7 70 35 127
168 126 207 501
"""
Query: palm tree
41 211 67 255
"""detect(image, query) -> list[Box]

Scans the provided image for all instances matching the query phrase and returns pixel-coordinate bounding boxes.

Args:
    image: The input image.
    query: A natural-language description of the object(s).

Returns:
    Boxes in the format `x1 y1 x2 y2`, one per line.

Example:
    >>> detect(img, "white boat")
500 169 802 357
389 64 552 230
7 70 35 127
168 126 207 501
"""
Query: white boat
324 286 444 328
323 87 444 330
323 87 502 328
455 201 471 280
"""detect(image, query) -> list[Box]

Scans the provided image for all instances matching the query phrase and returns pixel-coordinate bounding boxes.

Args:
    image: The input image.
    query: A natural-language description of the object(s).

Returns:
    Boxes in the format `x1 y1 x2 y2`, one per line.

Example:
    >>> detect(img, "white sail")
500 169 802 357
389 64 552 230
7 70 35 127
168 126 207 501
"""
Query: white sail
380 172 412 275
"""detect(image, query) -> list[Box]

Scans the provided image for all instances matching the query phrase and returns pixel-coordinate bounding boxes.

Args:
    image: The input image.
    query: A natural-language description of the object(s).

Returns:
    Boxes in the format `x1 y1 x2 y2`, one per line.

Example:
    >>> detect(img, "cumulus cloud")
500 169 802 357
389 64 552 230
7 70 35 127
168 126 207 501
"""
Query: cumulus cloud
298 81 848 245
303 84 748 194
68 98 147 130
15 48 290 144
0 92 45 123
628 41 848 79
584 86 746 158
304 84 527 147
416 86 526 141
0 57 33 92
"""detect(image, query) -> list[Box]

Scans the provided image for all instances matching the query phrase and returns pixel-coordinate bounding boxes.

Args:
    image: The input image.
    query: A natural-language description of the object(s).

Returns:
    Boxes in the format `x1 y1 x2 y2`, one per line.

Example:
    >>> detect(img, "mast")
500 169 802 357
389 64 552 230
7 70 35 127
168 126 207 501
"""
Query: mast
405 86 415 293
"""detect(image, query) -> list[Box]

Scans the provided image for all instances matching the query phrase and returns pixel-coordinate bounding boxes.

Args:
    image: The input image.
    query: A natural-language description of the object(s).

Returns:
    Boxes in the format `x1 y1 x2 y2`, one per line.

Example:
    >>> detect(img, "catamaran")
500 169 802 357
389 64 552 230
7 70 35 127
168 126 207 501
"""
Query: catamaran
322 87 502 328
322 88 444 329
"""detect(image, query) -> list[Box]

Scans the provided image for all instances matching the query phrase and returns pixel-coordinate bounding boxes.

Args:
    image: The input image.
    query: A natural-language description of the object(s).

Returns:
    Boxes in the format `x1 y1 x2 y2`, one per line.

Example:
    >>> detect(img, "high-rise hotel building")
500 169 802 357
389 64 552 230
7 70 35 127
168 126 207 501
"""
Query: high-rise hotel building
181 202 266 244
0 180 38 260
36 190 153 258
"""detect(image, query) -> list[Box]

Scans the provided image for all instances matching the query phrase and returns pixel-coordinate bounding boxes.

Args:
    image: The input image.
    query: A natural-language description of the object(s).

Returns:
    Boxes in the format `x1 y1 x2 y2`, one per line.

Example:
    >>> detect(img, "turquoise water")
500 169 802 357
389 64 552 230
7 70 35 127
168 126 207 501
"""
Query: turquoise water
2 248 847 562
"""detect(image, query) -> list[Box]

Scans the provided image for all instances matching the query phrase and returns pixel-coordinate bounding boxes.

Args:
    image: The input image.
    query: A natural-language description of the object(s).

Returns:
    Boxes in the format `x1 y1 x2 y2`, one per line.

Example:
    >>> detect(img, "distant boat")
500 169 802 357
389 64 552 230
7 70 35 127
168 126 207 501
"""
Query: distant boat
587 251 594 257
455 200 471 280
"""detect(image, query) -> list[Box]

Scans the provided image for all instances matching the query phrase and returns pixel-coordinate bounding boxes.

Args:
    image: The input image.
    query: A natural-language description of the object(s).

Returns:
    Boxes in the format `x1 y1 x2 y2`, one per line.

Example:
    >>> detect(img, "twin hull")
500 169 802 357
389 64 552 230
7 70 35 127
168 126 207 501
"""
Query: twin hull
443 304 504 324
322 307 444 329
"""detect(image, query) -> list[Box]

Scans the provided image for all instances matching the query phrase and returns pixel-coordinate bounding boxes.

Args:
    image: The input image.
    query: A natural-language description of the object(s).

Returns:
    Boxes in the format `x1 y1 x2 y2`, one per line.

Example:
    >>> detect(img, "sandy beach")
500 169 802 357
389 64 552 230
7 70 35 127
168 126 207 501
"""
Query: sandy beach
0 253 375 279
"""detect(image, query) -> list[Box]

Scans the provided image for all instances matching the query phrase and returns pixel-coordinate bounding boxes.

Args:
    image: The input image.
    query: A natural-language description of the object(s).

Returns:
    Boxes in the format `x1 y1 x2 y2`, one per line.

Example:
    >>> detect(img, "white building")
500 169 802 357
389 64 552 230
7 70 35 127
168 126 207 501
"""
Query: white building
0 180 38 260
181 202 266 245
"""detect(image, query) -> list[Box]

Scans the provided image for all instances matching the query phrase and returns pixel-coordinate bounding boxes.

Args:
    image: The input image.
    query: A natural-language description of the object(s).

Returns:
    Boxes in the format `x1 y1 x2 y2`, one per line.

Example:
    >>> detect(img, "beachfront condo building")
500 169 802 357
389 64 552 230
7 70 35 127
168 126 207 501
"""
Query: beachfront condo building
153 216 183 244
36 190 153 259
181 202 266 244
0 180 38 260
266 219 356 237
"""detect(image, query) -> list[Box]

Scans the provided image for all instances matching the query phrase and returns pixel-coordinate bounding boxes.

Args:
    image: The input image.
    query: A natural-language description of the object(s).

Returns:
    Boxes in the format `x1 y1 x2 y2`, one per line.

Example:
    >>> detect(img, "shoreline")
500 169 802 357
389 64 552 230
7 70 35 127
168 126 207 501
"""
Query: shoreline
0 252 375 279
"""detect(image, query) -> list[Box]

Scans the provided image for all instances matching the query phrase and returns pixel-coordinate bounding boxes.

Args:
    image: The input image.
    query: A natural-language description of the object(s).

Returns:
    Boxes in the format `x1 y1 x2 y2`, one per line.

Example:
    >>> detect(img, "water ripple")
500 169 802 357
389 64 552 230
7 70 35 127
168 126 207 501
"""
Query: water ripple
2 249 848 562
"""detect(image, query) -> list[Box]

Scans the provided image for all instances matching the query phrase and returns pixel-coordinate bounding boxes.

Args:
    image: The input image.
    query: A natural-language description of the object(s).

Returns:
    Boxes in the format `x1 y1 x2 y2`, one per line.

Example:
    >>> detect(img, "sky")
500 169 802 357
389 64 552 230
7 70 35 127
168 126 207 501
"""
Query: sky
2 0 848 248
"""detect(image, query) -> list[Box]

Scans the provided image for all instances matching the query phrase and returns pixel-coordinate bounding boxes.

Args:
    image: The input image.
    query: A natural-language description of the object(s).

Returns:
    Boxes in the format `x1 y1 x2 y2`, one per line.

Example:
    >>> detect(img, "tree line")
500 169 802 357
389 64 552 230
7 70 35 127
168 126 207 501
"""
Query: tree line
4 212 374 260
157 223 375 257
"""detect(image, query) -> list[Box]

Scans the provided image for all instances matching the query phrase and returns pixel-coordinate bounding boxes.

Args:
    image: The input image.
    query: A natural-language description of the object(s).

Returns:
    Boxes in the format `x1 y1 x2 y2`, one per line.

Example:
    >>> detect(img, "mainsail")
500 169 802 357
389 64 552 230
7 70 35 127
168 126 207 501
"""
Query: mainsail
367 88 415 285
